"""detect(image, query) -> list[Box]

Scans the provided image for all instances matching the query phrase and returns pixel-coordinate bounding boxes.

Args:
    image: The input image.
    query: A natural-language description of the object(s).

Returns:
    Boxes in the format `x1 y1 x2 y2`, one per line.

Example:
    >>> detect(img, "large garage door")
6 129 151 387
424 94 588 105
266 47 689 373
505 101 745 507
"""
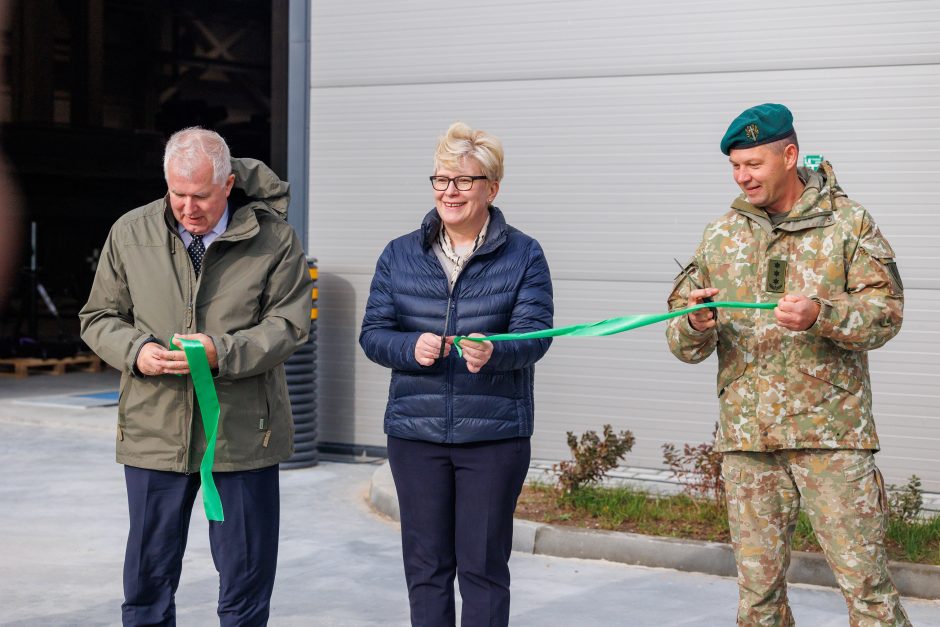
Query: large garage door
307 0 940 490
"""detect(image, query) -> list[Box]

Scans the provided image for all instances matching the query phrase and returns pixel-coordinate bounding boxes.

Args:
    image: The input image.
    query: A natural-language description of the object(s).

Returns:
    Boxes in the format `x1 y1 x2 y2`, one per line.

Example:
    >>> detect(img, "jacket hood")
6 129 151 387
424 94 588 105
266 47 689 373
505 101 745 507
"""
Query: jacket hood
230 157 290 218
731 160 845 220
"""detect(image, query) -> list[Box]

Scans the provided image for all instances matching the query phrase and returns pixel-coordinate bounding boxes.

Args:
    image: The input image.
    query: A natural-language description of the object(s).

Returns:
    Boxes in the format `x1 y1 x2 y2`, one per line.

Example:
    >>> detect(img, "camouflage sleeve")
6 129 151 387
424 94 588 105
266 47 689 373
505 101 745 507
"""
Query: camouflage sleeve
665 250 717 364
809 210 904 351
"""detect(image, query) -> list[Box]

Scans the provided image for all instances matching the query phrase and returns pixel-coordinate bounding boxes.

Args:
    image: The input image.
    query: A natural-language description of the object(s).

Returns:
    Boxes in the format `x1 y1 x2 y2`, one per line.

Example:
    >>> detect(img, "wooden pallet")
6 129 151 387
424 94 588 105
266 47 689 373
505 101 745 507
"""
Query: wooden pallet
0 354 104 378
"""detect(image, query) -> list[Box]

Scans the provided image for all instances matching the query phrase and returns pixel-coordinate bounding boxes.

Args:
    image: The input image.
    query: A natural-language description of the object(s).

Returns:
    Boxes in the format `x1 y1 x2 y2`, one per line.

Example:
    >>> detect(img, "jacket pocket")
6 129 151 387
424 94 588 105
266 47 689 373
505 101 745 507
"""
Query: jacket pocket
118 375 159 439
797 363 863 395
841 452 886 520
515 398 532 436
214 375 267 460
716 337 749 398
117 373 128 441
721 462 743 485
717 362 746 398
876 256 903 296
843 454 875 482
117 372 128 417
788 351 864 416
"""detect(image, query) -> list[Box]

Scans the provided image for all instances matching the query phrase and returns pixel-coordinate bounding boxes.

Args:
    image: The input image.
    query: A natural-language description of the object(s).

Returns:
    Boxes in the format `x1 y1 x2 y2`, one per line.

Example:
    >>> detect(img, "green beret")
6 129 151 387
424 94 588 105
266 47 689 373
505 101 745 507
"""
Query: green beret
720 103 794 155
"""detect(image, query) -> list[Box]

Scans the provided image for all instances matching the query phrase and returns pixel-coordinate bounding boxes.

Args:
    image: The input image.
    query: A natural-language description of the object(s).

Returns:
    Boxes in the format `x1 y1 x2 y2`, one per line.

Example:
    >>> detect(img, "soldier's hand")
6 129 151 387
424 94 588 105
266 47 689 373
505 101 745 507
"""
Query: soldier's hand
688 287 719 332
415 332 449 366
775 294 821 331
172 333 218 369
136 341 190 376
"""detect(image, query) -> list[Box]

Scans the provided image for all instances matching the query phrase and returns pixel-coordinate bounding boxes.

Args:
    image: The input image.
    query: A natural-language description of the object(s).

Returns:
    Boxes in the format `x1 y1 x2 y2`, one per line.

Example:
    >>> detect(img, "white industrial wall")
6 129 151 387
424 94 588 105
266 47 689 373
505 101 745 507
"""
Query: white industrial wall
307 0 940 490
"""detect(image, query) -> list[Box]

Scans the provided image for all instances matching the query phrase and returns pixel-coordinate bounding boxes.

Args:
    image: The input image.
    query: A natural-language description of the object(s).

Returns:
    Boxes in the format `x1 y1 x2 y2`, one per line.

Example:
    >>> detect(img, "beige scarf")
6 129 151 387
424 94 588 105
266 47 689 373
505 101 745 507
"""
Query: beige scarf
438 215 490 287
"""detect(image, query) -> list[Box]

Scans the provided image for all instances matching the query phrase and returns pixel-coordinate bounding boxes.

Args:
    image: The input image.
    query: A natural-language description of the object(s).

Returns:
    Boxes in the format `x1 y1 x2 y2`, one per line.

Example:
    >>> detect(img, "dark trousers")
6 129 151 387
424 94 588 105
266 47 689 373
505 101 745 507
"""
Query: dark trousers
387 435 531 627
122 465 280 627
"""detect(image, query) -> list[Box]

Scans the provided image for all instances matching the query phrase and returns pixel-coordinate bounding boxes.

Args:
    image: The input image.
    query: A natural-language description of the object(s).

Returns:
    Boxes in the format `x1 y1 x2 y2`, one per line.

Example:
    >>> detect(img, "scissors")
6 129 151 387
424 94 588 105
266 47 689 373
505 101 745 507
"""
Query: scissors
673 257 717 320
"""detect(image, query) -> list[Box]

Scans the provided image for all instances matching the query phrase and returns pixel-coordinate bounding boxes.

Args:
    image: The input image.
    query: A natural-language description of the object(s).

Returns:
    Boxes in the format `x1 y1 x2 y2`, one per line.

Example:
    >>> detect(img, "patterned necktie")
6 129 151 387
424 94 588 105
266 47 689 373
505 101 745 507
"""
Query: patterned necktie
188 233 205 275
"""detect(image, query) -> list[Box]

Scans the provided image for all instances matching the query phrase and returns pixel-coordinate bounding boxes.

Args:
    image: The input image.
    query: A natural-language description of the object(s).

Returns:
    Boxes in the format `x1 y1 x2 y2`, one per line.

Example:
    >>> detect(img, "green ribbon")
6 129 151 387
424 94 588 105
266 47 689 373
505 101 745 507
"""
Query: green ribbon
452 301 777 358
176 338 225 522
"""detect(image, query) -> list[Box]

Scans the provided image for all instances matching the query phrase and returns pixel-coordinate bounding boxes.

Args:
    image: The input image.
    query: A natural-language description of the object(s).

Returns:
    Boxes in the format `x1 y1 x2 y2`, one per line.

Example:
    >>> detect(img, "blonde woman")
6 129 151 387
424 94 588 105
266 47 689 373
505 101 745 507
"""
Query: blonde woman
360 122 554 626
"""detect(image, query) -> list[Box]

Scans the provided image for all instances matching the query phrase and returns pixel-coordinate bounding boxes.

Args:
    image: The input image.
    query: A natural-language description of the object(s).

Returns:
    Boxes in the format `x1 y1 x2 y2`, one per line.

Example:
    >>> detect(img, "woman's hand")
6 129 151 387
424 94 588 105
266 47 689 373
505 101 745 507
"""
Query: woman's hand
459 333 493 373
415 332 450 366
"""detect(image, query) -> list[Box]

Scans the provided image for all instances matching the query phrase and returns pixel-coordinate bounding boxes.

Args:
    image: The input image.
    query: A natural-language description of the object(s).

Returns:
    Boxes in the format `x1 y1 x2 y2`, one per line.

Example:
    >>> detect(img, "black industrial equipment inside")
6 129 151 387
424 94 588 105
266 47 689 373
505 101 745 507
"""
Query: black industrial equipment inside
0 0 289 358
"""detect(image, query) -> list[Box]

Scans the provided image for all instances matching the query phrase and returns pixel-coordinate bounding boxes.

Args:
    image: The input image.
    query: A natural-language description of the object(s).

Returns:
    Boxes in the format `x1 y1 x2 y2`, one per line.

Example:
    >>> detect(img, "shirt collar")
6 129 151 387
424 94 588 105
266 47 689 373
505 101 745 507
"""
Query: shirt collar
177 205 230 245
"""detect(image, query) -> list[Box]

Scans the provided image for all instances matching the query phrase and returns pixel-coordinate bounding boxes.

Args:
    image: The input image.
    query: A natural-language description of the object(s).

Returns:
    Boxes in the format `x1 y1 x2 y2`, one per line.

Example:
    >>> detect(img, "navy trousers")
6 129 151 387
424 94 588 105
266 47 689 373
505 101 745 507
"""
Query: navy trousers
122 465 280 627
387 435 531 627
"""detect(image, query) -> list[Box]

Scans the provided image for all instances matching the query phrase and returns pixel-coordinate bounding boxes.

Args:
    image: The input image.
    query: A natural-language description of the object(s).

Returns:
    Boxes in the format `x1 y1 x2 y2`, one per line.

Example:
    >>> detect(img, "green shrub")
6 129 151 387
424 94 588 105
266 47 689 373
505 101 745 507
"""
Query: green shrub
888 475 924 524
661 423 724 509
554 425 635 494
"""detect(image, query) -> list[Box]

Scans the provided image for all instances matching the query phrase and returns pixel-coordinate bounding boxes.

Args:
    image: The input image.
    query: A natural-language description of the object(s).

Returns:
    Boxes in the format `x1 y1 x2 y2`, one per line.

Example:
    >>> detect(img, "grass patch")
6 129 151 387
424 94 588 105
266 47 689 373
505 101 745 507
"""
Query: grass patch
791 510 819 552
888 516 940 563
516 483 940 566
516 483 730 542
563 486 729 541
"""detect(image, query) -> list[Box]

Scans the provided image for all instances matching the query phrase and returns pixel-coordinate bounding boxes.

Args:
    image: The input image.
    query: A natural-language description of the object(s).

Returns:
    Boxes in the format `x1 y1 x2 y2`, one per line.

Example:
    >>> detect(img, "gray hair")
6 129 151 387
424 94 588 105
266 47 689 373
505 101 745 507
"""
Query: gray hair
163 127 232 185
767 131 800 155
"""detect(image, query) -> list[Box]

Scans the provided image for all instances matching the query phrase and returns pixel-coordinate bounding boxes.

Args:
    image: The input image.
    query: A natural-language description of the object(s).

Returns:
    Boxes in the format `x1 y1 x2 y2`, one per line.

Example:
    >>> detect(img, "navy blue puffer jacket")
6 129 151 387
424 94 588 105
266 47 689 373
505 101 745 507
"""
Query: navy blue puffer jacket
360 207 554 444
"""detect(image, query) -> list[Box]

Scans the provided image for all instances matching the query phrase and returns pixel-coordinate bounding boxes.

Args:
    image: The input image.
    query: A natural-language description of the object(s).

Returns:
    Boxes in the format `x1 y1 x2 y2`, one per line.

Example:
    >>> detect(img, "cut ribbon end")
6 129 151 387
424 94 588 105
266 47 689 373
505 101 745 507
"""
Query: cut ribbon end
177 337 225 522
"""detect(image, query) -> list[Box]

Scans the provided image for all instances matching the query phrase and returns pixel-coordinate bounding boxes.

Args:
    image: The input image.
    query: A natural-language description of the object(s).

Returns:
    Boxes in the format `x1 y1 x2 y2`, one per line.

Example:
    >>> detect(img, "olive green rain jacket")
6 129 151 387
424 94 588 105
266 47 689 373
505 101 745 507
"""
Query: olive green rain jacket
666 162 904 453
79 158 312 472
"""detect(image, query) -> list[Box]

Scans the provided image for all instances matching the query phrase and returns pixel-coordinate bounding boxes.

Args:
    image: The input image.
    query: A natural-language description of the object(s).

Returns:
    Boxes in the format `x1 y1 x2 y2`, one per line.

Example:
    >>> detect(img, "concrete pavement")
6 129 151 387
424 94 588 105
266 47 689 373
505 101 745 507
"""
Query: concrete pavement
371 461 940 599
1 370 939 626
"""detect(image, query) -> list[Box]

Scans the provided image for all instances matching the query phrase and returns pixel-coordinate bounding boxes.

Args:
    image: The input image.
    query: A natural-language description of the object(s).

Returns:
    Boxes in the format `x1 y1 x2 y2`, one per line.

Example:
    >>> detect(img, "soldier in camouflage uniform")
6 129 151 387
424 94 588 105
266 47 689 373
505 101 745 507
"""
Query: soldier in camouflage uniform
665 104 909 627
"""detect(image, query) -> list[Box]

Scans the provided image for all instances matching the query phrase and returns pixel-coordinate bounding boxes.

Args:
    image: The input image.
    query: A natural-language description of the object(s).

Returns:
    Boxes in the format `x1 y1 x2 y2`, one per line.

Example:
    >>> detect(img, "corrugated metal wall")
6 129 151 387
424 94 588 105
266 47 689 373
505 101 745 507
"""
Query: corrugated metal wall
307 0 940 490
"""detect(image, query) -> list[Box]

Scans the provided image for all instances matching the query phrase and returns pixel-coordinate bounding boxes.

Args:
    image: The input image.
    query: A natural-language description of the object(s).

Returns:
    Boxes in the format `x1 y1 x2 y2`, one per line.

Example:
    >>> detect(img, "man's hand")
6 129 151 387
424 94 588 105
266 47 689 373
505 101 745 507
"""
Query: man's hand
688 287 719 332
135 341 190 376
172 333 219 369
774 294 821 332
459 333 494 374
415 332 450 366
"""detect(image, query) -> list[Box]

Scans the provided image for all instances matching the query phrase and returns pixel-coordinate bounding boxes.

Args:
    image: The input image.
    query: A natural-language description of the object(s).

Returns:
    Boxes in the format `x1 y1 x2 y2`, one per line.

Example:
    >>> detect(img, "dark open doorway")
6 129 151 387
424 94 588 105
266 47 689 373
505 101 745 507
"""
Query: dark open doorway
0 0 287 357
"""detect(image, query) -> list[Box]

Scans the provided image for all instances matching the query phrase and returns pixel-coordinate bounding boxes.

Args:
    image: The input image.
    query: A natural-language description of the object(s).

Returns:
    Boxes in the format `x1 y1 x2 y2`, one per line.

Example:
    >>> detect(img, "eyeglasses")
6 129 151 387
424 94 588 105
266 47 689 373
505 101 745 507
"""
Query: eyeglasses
429 175 489 191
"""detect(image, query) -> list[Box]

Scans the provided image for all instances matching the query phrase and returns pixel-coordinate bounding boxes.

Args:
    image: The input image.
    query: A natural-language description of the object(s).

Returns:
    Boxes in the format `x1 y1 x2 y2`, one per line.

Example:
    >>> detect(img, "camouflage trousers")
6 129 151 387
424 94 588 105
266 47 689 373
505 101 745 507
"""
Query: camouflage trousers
722 449 910 627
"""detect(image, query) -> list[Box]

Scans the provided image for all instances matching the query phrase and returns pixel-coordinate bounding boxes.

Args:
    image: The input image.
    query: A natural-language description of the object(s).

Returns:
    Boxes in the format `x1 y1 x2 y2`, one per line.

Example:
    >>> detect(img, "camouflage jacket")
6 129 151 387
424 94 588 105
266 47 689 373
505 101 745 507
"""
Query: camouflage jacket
666 162 903 452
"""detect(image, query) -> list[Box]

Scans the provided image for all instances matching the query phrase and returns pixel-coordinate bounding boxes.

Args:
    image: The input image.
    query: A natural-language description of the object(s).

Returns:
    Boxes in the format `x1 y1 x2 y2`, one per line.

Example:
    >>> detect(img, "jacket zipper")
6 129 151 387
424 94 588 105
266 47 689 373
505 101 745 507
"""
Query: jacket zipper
441 264 455 443
425 215 502 442
446 258 476 444
180 228 241 472
169 214 244 473
183 233 196 473
444 295 455 443
435 248 460 445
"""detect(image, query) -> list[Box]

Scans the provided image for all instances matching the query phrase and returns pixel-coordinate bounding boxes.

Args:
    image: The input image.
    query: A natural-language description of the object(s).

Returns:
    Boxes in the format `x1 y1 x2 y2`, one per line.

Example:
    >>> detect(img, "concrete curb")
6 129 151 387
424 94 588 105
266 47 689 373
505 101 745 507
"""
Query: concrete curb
368 455 400 522
369 461 940 599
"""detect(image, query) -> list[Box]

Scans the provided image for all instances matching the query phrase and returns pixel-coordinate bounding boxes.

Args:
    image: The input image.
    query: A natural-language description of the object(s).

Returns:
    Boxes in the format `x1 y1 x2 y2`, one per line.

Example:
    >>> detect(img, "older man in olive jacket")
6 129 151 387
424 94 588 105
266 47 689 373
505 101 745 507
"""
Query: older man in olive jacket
79 127 311 627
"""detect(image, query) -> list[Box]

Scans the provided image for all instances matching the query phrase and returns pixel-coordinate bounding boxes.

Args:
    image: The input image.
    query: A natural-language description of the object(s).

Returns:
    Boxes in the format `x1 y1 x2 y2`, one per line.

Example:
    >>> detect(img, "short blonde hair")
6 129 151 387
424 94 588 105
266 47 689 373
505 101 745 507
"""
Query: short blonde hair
433 121 504 182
